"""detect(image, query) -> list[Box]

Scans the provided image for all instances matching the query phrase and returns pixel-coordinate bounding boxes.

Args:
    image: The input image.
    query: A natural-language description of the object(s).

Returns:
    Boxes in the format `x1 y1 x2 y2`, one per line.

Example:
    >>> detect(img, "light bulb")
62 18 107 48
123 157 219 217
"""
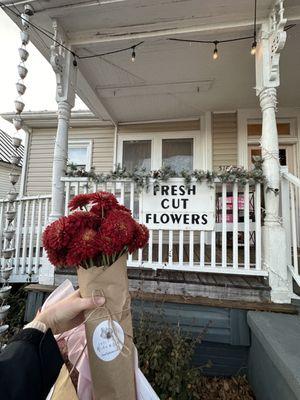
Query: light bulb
213 48 218 60
251 41 257 55
131 48 136 62
213 41 219 60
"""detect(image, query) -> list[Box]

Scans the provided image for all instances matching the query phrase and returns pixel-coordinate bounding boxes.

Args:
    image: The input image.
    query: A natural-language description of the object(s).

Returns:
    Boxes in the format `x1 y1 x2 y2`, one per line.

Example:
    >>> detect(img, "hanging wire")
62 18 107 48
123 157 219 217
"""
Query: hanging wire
78 41 144 60
0 1 144 62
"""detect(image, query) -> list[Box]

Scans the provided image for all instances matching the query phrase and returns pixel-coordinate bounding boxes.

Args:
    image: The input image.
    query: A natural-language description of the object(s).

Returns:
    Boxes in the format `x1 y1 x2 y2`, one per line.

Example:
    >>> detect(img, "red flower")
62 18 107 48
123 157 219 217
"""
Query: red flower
90 202 131 217
68 194 91 211
42 190 148 269
89 192 119 217
43 217 70 251
99 209 136 255
66 228 102 266
65 211 100 235
128 223 149 253
46 248 68 268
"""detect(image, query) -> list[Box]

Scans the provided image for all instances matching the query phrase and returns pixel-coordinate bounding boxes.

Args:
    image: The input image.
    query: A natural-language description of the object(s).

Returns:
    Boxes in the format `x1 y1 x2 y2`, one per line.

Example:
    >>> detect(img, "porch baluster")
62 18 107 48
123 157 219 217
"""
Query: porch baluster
232 183 239 269
244 183 250 270
221 183 227 269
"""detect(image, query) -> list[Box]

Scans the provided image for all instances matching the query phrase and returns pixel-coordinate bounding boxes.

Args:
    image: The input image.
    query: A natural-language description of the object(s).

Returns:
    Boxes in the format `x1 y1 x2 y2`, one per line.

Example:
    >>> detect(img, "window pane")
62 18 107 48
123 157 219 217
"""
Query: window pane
162 138 193 173
123 140 151 172
69 147 88 168
279 149 287 166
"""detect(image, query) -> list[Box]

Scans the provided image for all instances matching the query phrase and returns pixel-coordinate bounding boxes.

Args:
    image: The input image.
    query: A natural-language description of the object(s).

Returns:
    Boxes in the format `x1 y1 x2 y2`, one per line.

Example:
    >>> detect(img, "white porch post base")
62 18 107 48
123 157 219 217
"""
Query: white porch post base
262 225 292 303
39 254 56 285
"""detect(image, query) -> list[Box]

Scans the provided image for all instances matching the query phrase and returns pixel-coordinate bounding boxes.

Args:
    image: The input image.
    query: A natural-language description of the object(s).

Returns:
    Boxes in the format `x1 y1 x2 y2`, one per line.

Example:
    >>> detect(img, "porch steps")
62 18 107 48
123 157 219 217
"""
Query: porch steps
248 311 300 400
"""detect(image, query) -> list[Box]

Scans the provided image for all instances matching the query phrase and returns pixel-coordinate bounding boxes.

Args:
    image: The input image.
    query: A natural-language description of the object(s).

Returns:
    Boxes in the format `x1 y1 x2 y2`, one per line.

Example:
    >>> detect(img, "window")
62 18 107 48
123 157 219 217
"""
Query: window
247 118 296 138
162 138 193 173
250 148 287 167
68 140 92 171
122 140 151 172
119 131 201 172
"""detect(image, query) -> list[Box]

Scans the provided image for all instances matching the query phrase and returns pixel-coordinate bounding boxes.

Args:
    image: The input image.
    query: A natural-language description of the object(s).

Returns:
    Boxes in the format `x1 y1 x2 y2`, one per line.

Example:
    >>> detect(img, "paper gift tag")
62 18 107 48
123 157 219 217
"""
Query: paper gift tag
93 320 125 362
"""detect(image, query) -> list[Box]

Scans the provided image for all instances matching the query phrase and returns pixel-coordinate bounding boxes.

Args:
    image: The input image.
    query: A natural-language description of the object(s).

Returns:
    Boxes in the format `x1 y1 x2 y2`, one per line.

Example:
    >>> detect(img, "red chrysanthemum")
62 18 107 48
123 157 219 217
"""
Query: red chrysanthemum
66 228 102 266
98 209 136 255
43 191 148 269
90 202 131 217
65 211 100 236
68 194 91 211
43 217 70 251
128 223 149 253
45 247 68 268
88 191 119 217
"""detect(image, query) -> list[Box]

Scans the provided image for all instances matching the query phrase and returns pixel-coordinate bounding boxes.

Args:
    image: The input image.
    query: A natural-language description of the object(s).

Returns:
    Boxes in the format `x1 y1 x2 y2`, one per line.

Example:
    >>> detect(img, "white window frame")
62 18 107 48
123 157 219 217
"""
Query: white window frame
117 129 207 171
68 139 93 171
237 108 299 169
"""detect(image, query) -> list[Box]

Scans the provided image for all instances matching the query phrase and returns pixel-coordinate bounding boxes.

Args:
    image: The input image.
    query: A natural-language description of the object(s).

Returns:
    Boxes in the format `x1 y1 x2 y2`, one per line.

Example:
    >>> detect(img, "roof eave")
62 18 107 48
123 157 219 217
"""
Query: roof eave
1 110 114 129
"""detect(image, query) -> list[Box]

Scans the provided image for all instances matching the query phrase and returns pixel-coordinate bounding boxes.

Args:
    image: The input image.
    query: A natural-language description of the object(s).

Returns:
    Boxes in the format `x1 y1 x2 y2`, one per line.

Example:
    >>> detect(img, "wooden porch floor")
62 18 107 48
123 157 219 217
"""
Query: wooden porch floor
54 262 297 314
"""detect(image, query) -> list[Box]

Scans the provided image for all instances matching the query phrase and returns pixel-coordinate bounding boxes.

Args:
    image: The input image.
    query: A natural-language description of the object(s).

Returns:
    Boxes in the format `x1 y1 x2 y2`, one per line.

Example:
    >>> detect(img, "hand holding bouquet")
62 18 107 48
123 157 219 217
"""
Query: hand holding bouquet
43 192 149 400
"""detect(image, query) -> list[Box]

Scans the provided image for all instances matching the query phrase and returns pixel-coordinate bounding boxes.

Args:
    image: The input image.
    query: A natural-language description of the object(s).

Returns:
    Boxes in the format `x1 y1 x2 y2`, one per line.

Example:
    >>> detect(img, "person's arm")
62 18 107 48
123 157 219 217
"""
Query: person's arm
0 326 63 400
0 289 105 400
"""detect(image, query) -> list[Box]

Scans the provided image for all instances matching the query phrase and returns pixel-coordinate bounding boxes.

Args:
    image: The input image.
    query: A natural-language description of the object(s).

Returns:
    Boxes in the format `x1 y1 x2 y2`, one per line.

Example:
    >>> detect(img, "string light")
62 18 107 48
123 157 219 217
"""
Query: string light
0 0 295 64
251 40 257 55
131 46 136 62
213 41 219 60
251 0 257 55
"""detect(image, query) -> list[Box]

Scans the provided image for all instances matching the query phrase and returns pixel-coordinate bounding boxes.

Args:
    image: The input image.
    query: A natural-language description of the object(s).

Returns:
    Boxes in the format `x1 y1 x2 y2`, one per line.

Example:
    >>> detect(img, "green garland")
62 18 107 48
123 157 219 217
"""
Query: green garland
66 156 266 191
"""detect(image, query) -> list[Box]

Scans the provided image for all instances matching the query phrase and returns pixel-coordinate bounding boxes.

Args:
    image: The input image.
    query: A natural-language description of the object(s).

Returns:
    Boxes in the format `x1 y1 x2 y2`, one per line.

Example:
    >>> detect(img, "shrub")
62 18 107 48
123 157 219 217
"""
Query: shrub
134 310 208 400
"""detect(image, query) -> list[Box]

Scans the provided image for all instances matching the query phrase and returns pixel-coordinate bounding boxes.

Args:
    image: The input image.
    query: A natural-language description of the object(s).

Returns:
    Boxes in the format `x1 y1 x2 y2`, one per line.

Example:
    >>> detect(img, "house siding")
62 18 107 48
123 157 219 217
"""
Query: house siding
25 126 115 196
212 112 238 169
0 162 21 199
24 115 239 195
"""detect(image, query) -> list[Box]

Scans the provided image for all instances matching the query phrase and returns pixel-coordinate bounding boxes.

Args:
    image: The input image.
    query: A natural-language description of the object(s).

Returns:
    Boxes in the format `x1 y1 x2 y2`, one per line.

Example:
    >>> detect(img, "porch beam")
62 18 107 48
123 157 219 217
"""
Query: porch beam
68 20 261 46
68 9 300 47
76 70 117 123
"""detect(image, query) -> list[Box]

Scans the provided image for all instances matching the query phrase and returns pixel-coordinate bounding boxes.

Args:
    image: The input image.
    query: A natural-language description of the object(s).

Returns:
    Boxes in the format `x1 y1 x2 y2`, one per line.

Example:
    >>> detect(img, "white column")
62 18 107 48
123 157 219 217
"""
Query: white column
49 101 72 222
255 1 292 303
39 22 77 285
259 87 280 224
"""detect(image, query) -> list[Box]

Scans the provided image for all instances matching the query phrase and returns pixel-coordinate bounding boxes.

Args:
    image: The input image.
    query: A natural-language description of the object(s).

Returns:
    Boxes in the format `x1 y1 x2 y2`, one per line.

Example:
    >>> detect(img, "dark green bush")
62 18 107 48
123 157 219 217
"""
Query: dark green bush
134 311 208 400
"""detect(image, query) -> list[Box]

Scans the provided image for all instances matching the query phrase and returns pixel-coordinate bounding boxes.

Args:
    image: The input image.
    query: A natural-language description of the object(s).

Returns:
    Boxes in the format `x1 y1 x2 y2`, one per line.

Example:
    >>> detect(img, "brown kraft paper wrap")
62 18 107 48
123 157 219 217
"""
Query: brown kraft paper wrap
77 255 136 400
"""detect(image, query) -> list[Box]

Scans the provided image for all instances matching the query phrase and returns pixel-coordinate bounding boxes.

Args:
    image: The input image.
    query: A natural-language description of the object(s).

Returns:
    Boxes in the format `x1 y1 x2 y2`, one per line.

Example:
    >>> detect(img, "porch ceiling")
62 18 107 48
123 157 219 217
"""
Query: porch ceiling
3 0 300 123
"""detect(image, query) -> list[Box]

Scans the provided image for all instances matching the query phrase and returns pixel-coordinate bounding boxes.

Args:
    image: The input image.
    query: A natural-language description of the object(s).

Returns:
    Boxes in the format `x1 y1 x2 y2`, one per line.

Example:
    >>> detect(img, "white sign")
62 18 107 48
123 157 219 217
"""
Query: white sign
93 320 124 362
140 179 215 231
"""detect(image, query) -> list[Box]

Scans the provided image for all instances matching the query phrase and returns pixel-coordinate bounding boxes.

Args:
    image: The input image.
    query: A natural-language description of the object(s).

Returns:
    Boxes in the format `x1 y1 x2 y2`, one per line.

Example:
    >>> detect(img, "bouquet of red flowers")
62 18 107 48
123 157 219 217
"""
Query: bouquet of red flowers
43 192 149 400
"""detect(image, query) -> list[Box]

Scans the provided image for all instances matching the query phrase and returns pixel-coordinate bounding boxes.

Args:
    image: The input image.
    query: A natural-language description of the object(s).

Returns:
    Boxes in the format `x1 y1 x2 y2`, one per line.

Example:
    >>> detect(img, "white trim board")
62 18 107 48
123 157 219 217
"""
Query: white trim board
237 108 300 176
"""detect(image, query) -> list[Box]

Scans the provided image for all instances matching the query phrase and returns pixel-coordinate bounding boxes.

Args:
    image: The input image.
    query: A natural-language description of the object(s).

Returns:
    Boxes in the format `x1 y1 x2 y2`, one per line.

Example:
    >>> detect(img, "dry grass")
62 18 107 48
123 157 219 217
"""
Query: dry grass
196 375 255 400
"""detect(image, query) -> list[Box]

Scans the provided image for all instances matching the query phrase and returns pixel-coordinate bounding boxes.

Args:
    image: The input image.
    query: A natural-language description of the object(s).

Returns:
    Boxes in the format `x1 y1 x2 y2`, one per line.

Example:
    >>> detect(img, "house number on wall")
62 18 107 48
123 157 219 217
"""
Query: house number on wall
140 179 215 231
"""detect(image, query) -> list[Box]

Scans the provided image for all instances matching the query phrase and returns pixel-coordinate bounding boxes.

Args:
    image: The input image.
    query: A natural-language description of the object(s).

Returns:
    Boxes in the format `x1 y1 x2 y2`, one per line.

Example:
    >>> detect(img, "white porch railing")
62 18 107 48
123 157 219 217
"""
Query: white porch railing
62 177 265 276
281 168 300 287
0 195 51 282
0 178 266 282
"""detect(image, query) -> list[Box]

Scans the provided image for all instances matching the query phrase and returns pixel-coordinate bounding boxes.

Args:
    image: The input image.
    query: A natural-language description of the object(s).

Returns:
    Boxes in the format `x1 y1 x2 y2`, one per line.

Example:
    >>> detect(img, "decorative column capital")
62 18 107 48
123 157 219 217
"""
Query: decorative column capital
255 0 287 94
259 88 277 112
50 20 77 106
